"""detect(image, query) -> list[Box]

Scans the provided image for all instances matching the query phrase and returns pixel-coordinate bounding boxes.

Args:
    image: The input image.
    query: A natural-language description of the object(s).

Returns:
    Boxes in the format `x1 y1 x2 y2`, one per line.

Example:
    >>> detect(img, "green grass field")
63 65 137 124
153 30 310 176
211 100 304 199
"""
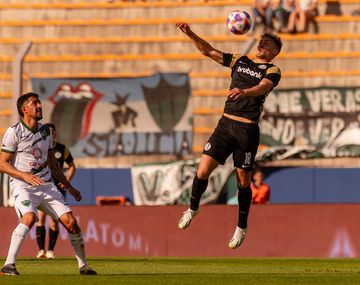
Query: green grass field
0 257 360 285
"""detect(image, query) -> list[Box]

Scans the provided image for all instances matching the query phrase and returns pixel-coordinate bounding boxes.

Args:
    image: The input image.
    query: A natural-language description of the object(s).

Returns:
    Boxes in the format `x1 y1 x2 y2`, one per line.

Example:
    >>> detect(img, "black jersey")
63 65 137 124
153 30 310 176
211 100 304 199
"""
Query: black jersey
223 53 281 122
52 142 74 186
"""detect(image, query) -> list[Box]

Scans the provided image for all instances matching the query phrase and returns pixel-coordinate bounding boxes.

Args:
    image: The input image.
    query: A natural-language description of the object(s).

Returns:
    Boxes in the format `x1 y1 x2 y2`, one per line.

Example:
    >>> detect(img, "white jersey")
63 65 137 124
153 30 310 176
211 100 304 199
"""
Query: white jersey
1 120 53 188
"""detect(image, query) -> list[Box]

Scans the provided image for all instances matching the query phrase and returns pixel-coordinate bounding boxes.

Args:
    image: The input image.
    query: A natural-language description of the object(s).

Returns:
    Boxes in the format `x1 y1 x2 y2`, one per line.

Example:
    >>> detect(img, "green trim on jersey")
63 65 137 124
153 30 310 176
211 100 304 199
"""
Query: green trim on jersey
20 119 38 134
0 149 14 153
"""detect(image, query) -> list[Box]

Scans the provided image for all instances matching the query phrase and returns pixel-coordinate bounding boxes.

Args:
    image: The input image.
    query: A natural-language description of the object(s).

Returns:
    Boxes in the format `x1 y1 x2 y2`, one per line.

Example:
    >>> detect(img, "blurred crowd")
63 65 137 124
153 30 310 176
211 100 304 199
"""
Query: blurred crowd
252 0 319 34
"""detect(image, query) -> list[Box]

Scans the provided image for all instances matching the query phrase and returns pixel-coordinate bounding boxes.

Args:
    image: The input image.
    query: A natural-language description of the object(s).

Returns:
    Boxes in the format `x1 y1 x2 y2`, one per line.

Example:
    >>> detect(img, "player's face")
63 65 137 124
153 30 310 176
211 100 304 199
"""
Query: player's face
23 96 43 121
256 37 279 61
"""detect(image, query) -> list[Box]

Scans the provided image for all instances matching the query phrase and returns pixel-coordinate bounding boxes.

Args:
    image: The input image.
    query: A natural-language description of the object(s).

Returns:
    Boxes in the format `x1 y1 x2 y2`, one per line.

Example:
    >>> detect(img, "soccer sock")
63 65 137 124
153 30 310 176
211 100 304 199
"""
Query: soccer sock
36 226 46 250
237 185 253 229
48 228 59 251
4 223 30 265
69 232 87 268
190 176 208 211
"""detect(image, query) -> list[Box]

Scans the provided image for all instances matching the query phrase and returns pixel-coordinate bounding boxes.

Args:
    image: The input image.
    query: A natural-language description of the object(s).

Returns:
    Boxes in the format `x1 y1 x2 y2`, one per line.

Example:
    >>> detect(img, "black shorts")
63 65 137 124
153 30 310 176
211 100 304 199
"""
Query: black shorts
202 116 260 170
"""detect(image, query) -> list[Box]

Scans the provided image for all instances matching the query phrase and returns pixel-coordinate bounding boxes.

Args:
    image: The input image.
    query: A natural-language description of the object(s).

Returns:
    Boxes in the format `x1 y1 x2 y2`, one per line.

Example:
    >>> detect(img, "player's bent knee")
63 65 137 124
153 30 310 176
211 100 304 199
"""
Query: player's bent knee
59 213 81 234
21 212 37 228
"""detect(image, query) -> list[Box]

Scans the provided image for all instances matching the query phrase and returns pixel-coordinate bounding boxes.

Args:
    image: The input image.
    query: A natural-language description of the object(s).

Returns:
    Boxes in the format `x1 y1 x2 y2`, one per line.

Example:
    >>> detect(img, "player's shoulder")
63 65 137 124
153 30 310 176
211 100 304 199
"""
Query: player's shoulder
38 123 51 137
266 63 281 75
5 122 21 136
55 141 66 150
225 53 249 68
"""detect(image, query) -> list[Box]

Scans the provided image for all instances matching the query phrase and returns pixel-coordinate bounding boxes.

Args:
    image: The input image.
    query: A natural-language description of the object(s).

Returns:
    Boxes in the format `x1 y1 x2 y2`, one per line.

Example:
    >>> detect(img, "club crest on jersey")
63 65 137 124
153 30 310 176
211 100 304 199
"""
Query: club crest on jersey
39 126 50 140
204 142 211 151
54 151 62 159
21 200 31 207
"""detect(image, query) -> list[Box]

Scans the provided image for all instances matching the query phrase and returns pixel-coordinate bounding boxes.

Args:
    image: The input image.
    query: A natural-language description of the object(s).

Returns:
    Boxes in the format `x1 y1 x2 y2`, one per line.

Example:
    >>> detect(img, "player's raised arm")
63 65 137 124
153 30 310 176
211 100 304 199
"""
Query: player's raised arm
48 149 81 201
176 22 224 65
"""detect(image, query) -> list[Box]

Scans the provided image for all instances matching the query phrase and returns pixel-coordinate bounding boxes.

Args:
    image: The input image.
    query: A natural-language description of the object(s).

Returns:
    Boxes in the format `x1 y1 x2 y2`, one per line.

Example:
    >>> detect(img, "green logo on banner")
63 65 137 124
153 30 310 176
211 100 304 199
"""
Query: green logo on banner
21 200 31 207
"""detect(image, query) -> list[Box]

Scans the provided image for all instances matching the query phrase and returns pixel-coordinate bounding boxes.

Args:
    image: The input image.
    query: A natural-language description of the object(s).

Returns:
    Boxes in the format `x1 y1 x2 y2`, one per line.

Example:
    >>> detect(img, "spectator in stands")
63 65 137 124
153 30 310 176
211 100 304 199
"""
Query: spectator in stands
252 0 275 33
273 0 296 33
351 7 360 16
251 168 270 204
36 123 76 260
287 0 319 33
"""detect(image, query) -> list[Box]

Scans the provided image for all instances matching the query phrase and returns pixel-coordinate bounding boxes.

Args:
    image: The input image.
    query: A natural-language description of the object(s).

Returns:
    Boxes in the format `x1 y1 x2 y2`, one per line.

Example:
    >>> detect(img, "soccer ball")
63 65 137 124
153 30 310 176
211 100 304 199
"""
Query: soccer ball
226 10 252 35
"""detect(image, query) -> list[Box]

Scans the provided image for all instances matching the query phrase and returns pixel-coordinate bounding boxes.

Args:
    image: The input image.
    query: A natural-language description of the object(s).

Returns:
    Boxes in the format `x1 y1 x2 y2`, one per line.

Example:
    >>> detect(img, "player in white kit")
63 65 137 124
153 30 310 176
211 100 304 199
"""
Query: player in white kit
0 92 96 275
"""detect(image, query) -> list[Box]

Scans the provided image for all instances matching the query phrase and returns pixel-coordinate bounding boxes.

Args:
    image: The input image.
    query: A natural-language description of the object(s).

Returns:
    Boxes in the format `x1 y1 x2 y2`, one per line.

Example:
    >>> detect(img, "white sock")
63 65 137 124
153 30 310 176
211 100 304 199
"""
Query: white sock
4 223 30 265
69 232 87 268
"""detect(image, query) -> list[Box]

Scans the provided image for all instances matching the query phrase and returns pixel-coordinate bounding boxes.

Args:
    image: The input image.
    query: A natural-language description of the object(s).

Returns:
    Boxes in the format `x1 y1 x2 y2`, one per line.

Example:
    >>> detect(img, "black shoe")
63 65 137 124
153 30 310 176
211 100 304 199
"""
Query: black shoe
0 263 20 275
79 264 97 275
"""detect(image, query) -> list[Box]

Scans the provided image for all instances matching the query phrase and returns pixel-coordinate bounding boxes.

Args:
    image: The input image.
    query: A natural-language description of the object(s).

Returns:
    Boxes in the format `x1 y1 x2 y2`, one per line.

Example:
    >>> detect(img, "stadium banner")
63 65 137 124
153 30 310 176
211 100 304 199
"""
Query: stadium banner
1 205 360 257
131 158 233 205
31 73 192 158
258 86 360 161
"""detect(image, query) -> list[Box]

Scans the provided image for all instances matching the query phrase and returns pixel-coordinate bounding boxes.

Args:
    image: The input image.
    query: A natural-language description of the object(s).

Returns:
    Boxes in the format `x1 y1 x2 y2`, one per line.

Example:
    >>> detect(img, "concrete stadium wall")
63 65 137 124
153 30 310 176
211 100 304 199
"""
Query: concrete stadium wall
0 205 359 258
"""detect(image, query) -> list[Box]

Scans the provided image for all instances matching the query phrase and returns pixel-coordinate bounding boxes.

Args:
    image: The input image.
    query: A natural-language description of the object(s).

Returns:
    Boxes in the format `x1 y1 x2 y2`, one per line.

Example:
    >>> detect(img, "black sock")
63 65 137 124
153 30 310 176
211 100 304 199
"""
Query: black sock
36 226 46 250
237 185 253 229
48 228 59 251
190 176 208 211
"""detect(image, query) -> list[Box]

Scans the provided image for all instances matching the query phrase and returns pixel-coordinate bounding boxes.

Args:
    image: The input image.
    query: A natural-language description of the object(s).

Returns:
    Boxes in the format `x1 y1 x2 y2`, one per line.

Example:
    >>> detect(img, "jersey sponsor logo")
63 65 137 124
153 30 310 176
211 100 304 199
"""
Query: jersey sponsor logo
237 67 262 79
21 200 31 207
204 142 211 151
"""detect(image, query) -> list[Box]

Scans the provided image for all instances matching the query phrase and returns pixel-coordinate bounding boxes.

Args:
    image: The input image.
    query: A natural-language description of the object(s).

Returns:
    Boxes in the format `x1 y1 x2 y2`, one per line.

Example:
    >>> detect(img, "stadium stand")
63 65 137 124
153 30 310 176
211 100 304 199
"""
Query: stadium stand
0 0 359 163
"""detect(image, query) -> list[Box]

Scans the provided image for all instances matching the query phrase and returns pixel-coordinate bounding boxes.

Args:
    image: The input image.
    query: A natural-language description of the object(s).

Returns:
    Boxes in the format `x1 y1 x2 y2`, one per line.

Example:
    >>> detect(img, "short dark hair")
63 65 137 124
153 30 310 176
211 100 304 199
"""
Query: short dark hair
261 32 282 53
44 123 56 131
17 92 39 117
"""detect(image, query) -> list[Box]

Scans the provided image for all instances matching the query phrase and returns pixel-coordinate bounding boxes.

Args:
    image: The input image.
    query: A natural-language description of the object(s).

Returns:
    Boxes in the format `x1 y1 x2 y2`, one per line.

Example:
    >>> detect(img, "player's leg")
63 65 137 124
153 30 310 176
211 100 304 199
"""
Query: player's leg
1 187 40 275
46 189 65 259
46 217 59 259
228 121 259 249
178 154 220 229
228 168 252 249
36 210 47 258
58 212 97 275
179 116 233 230
42 184 96 275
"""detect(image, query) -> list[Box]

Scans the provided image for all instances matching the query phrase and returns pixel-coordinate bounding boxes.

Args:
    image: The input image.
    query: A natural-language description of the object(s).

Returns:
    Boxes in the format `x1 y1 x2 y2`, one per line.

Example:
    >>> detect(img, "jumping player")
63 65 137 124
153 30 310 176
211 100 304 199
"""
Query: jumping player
36 123 76 259
0 92 96 275
176 22 282 249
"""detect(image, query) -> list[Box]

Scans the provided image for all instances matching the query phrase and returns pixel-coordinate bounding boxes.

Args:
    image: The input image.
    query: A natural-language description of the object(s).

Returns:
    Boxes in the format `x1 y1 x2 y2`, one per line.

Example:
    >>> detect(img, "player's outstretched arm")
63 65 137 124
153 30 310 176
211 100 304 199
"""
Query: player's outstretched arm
48 150 82 201
0 151 44 186
175 22 224 65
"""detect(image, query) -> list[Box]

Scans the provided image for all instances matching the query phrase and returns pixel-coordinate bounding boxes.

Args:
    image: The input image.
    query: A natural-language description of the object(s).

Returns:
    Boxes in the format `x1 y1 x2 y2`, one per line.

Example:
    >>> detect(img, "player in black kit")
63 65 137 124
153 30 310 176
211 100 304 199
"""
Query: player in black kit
176 22 282 249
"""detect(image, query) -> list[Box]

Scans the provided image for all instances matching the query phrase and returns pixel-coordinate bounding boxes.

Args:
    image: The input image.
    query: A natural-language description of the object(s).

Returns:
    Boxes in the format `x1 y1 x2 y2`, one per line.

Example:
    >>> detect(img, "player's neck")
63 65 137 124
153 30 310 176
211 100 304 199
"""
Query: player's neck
21 117 38 131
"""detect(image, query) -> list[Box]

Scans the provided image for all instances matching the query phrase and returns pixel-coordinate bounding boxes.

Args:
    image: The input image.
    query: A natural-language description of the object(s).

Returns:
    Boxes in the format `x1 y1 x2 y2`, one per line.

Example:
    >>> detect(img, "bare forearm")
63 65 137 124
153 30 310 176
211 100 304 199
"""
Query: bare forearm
48 156 72 189
0 160 25 180
66 164 76 181
243 85 269 97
